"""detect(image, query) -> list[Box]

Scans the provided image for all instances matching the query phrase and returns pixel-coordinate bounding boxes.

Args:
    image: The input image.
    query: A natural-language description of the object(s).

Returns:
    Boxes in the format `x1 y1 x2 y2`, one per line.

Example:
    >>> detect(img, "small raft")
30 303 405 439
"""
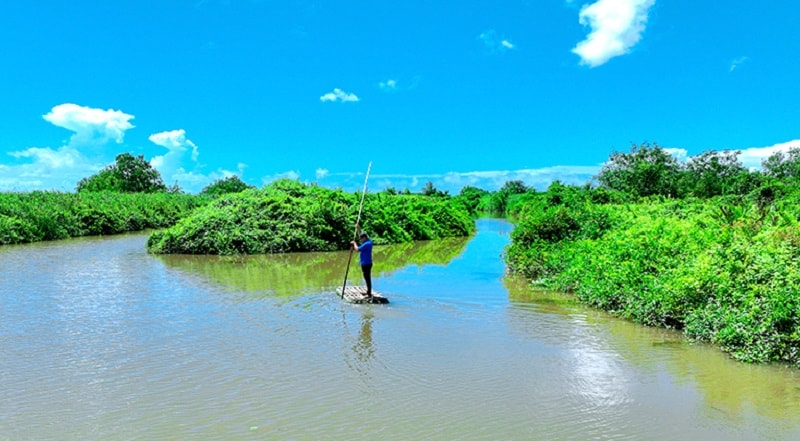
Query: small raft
336 286 390 304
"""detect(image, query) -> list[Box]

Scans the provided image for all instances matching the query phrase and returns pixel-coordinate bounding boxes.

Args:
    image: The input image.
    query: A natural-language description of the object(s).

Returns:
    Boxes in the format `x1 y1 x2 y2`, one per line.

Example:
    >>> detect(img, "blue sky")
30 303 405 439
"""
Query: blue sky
1 0 798 194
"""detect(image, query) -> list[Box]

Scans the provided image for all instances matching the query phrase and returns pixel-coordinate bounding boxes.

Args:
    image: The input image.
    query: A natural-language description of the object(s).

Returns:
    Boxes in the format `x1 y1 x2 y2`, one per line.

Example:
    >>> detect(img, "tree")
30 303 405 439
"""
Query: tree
487 180 531 214
201 175 254 196
456 185 489 214
421 181 448 197
596 143 681 198
77 153 167 193
762 147 800 180
681 150 752 198
499 180 529 196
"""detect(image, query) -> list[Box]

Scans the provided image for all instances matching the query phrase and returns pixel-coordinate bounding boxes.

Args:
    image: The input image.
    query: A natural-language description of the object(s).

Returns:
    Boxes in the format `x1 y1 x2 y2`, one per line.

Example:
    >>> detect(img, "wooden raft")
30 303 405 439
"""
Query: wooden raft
336 286 389 304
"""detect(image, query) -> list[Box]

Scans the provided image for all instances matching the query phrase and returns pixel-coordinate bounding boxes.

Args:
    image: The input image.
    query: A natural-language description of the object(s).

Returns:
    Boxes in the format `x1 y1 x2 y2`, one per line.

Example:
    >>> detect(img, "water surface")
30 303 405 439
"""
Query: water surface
2 219 799 440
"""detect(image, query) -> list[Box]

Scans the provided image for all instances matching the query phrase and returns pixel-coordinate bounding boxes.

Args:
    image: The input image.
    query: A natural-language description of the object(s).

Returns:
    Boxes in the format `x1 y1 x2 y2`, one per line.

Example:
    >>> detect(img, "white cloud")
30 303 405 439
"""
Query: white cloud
320 88 360 103
0 103 135 191
1 146 101 191
664 147 688 162
148 129 240 193
572 0 656 67
379 79 397 91
346 165 601 194
0 104 250 193
729 56 749 72
8 146 82 169
316 168 329 179
440 166 599 191
149 129 199 180
262 170 301 186
738 139 800 170
149 129 199 163
478 30 515 53
42 103 135 144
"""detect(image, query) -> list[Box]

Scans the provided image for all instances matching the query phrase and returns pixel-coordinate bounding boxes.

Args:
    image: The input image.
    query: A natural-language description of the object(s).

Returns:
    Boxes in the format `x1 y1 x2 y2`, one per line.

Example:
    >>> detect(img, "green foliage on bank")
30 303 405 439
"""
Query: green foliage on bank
0 191 207 244
147 179 475 255
505 144 800 366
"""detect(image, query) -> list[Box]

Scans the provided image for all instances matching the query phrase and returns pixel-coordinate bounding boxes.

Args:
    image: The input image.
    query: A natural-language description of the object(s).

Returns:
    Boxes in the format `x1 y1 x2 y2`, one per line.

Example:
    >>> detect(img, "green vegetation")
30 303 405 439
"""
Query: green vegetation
5 142 800 368
0 191 206 244
77 153 170 193
200 175 255 196
1 152 207 244
505 143 800 366
2 154 475 250
147 179 475 255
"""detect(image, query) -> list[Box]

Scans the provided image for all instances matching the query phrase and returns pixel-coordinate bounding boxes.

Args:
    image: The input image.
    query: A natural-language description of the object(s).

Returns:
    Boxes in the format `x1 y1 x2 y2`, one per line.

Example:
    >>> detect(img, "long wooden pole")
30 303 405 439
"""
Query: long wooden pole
341 162 372 298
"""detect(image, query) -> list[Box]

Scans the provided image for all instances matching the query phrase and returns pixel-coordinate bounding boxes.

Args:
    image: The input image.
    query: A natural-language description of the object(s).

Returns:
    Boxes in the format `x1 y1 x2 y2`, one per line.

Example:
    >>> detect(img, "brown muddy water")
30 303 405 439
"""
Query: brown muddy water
1 219 800 440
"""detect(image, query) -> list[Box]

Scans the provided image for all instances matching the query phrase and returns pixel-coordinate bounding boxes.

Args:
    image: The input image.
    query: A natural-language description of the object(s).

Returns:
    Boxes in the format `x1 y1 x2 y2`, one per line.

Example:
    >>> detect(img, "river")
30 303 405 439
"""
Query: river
1 218 800 440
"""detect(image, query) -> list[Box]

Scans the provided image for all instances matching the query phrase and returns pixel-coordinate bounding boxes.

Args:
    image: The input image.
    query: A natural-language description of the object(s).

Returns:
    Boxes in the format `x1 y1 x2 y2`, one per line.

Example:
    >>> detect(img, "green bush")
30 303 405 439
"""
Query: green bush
147 180 475 255
201 175 255 196
0 191 206 244
506 193 800 366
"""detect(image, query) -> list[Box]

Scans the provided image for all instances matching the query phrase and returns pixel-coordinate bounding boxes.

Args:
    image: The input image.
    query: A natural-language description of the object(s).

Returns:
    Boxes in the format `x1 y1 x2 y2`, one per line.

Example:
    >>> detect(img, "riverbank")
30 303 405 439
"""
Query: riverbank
505 186 800 366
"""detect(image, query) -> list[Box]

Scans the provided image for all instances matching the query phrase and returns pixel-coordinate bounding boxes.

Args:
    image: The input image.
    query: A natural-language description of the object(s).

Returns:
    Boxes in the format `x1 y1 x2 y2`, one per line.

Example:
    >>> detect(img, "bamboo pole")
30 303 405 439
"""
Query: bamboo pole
341 162 372 298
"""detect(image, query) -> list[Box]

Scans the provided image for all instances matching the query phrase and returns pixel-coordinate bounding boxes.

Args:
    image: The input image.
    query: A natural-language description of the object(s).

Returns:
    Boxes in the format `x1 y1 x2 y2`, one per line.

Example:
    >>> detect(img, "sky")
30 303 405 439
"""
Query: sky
1 0 798 194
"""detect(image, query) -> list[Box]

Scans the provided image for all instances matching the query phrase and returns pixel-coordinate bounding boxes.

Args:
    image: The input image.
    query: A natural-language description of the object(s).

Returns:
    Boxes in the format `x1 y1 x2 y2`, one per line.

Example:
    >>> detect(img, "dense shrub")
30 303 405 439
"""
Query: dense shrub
0 191 206 244
507 193 800 365
201 175 255 196
147 180 475 255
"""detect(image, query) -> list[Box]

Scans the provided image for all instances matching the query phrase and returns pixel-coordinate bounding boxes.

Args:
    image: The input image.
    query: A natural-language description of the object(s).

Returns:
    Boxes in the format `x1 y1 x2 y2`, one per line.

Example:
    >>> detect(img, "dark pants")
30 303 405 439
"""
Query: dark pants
361 263 373 295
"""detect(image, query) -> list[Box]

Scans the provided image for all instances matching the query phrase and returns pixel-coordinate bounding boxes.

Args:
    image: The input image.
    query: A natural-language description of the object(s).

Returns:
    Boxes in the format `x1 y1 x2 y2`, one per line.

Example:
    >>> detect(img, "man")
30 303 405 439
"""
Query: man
351 228 373 298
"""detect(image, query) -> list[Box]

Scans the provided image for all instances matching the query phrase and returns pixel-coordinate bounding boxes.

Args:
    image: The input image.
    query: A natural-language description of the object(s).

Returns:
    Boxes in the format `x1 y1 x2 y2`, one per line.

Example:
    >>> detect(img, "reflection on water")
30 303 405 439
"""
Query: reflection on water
345 310 377 380
1 220 800 440
156 236 470 297
505 275 800 432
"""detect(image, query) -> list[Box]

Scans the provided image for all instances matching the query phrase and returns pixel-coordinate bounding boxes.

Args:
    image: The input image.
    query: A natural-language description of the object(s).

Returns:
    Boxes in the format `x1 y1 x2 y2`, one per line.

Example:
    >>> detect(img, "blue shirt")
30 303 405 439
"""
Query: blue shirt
358 239 373 265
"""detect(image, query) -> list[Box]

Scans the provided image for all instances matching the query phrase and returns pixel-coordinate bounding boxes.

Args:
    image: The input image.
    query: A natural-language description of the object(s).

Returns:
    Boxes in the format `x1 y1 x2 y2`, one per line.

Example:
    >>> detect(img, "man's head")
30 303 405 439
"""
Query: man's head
359 231 368 241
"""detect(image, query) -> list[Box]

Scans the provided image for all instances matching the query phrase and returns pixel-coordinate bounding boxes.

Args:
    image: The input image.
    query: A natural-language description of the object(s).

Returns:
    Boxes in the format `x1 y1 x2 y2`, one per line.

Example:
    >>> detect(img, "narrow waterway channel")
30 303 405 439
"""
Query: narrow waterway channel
1 218 799 440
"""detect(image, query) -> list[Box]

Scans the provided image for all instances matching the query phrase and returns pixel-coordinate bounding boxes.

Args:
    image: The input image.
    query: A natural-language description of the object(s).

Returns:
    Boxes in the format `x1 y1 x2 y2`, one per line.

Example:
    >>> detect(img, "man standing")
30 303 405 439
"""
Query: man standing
351 228 373 298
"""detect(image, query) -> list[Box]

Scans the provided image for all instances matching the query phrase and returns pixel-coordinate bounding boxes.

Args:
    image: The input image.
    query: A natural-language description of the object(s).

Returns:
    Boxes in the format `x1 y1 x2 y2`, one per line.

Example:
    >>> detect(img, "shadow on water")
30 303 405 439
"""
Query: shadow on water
155 236 470 297
504 275 800 427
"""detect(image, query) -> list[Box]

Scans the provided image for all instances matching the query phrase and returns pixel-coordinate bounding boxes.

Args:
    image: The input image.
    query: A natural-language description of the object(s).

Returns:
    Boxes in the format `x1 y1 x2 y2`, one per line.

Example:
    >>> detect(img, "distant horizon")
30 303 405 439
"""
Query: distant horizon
2 1 798 194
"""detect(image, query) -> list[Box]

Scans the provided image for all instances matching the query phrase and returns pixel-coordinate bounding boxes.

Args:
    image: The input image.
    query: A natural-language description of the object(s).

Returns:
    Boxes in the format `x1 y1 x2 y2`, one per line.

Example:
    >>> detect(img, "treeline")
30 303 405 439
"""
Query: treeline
504 143 800 366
